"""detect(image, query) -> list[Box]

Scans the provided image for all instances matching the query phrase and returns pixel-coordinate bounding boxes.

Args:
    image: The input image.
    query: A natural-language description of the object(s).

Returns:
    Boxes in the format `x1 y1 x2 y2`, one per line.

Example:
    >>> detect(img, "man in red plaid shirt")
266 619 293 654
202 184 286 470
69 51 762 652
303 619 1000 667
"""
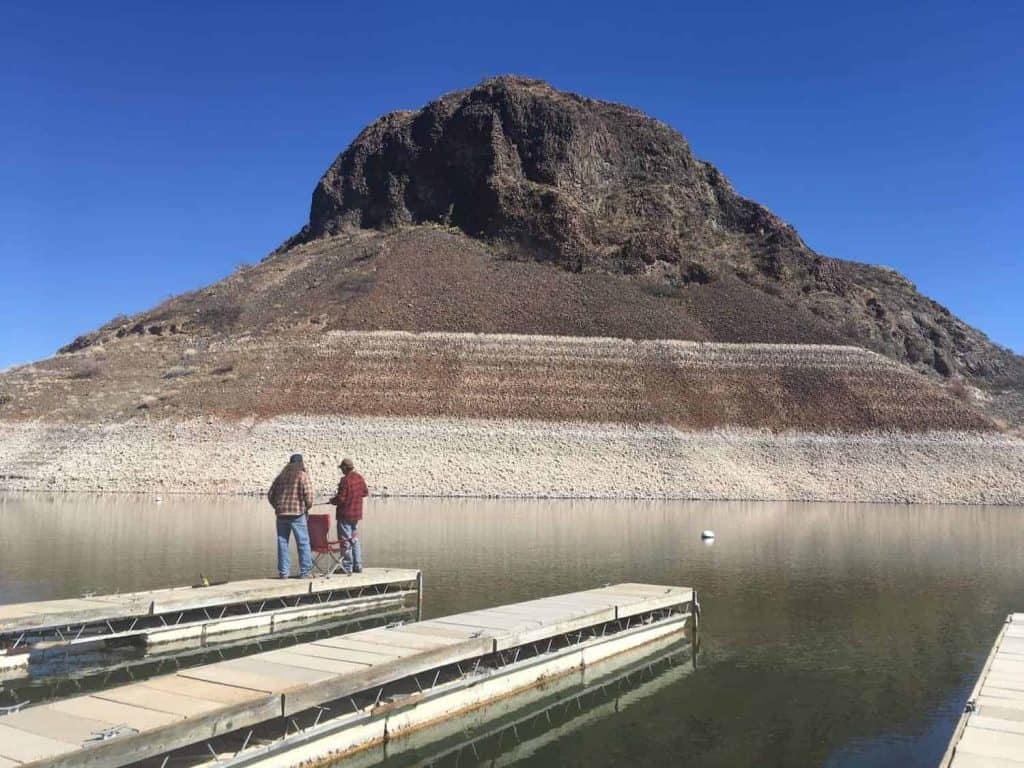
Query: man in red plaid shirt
330 458 369 574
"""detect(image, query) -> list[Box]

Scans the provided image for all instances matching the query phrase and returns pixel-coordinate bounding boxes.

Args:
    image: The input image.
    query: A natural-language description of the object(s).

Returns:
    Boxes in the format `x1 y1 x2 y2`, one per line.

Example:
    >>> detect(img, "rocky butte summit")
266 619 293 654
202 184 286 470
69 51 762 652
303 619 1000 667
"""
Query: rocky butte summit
306 77 1021 380
3 75 1024 431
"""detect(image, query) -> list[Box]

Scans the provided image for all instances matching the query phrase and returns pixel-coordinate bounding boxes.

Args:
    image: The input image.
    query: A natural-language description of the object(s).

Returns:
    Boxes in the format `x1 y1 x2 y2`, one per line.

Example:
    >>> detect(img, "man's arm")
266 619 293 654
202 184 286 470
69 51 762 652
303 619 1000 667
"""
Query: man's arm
338 477 351 512
328 479 343 506
300 472 314 511
268 477 279 508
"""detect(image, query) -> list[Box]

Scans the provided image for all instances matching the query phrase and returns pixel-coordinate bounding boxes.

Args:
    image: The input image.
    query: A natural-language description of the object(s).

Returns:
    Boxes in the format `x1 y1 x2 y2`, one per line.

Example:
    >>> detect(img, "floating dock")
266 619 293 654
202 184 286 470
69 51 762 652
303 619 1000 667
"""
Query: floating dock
0 601 419 713
941 614 1024 767
338 623 694 768
0 569 422 672
0 582 696 767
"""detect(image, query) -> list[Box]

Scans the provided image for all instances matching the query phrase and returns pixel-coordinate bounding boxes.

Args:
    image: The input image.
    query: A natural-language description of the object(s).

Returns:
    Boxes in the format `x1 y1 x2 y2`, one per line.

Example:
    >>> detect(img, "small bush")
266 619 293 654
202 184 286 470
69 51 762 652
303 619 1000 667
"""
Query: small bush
640 282 683 299
69 361 104 380
947 379 971 402
0 393 13 406
163 365 192 380
210 363 235 375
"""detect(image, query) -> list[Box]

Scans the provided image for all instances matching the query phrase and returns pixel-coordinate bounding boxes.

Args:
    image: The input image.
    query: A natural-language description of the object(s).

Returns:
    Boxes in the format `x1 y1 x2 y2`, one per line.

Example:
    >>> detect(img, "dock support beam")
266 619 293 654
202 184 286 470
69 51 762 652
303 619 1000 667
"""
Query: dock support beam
416 571 425 622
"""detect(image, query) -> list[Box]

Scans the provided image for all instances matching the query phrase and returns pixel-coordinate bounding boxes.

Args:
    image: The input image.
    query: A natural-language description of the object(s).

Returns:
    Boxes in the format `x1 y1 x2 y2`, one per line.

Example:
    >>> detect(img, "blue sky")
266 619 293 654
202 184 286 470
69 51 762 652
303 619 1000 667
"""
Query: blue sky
1 1 1021 369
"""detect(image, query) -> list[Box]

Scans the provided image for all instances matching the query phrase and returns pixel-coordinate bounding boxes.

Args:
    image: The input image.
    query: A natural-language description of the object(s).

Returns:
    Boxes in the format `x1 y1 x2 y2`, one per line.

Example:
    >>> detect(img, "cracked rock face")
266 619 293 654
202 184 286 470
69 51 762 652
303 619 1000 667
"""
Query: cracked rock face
293 76 1022 389
304 76 796 276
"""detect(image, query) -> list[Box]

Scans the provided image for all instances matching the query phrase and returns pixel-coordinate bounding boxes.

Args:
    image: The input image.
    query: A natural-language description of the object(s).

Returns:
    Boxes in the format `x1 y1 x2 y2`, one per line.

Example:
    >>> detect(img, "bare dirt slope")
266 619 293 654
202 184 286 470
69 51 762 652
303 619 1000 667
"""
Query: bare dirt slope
60 226 852 350
0 324 991 432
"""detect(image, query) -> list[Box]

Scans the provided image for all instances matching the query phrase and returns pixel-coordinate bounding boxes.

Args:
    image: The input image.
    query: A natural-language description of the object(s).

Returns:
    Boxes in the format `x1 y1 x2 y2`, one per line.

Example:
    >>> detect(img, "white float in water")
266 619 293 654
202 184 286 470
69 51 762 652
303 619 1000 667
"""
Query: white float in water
701 530 715 540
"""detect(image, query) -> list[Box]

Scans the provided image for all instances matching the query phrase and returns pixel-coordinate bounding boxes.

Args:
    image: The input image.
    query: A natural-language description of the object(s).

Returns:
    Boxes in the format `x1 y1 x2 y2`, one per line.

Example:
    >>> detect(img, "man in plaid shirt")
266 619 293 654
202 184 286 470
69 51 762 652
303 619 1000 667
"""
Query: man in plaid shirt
330 458 369 574
268 454 314 578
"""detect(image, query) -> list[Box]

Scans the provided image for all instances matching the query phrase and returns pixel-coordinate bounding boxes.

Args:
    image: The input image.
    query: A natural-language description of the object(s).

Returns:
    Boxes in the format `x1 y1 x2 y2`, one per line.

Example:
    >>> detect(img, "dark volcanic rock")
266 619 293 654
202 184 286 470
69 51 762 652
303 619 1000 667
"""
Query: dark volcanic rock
302 77 791 275
292 76 1023 388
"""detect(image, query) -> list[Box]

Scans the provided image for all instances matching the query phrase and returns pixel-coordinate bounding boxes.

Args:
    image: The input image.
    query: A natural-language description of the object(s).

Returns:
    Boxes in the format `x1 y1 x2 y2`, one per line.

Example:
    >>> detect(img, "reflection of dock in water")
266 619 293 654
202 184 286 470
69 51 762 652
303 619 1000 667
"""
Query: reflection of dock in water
345 631 695 768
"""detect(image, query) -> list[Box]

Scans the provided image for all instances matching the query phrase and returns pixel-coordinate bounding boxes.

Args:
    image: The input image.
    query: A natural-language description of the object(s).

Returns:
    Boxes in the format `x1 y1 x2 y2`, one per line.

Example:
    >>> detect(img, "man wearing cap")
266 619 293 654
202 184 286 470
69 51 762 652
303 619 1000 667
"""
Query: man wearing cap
329 458 369 574
267 454 314 578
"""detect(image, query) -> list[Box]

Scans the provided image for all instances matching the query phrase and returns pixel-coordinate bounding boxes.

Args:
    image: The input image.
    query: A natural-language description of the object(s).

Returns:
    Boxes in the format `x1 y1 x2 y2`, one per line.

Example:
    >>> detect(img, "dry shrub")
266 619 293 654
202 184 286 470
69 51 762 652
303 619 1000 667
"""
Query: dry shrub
947 379 971 402
69 360 104 380
0 392 12 406
211 363 235 375
163 365 192 380
640 282 683 299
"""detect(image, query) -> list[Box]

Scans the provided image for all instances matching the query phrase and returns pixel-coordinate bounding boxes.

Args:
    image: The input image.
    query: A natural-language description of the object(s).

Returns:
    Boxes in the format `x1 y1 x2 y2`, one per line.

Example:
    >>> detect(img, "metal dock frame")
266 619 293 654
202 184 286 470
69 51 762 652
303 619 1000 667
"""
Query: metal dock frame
0 569 421 671
0 583 696 767
941 613 1024 767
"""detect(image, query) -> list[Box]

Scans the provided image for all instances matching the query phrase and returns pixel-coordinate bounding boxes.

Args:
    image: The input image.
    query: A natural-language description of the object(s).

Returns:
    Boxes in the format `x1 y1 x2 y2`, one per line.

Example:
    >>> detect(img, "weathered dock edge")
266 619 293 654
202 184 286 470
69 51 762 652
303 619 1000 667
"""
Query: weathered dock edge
0 583 695 767
355 632 694 768
0 569 421 671
239 609 691 768
941 613 1024 767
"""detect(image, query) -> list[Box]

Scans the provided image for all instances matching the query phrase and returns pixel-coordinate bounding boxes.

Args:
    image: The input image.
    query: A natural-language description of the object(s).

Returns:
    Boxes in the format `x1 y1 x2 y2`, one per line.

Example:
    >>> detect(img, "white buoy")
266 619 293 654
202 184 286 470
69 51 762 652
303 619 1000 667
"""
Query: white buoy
155 495 163 504
701 530 715 540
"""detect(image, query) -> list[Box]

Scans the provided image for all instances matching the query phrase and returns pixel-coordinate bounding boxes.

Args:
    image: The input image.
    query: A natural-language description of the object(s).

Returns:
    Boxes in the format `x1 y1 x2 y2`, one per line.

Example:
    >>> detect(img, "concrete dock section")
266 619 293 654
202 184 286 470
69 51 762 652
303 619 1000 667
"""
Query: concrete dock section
0 569 421 671
0 582 696 767
942 614 1024 767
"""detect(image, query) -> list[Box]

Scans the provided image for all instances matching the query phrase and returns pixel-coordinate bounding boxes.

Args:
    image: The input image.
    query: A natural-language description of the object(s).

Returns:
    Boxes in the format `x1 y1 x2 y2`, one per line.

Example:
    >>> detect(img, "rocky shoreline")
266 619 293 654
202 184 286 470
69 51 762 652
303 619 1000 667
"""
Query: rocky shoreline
2 417 1023 505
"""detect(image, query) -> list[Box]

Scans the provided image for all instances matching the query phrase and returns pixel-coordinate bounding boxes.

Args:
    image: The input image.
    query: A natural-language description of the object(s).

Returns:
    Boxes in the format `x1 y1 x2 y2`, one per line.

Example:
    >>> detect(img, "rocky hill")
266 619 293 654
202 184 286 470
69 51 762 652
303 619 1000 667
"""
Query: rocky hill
4 76 1022 429
292 77 1022 389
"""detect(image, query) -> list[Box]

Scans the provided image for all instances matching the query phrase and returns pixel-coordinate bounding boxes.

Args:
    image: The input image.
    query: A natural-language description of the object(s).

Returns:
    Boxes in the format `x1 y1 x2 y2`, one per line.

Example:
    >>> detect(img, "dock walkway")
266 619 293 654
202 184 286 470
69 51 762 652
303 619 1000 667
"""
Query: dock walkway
0 582 694 767
942 613 1024 767
0 569 421 670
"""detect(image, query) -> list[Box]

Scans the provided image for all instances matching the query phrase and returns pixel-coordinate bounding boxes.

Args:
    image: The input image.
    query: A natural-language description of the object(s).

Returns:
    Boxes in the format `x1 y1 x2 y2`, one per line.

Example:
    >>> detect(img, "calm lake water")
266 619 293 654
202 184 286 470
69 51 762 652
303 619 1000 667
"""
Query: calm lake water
1 492 1022 767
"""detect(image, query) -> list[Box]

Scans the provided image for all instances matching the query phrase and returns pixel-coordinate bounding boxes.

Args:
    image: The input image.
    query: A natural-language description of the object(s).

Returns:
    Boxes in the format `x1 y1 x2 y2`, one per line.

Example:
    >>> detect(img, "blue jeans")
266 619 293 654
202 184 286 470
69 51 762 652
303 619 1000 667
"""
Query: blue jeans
338 519 362 572
276 514 312 577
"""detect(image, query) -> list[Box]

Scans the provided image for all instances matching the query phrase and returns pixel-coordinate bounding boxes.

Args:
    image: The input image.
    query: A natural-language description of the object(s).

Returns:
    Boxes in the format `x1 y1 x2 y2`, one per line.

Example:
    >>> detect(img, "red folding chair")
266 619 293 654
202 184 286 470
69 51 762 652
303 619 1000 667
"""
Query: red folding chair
308 514 351 576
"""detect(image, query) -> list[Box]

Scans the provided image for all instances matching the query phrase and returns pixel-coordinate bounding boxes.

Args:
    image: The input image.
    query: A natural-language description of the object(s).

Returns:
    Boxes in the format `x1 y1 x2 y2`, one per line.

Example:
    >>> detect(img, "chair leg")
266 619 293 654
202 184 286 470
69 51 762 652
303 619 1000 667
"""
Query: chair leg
322 549 346 577
312 552 327 576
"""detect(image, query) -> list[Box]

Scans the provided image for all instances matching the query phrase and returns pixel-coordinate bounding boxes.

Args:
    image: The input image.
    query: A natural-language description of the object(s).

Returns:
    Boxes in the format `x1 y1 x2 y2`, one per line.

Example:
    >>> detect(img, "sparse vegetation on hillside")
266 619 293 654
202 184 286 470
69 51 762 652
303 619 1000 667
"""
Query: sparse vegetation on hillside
162 364 192 380
68 360 104 380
